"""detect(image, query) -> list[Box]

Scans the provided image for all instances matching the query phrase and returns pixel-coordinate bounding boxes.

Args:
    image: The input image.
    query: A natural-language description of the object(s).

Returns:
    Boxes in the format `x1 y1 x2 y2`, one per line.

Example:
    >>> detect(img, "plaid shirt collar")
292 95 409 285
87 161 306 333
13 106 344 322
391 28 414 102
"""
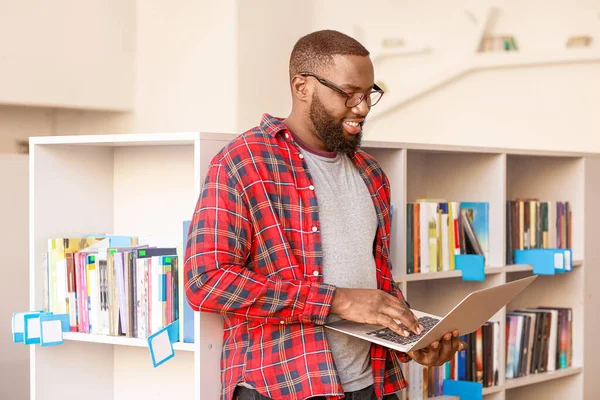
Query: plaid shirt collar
259 113 287 137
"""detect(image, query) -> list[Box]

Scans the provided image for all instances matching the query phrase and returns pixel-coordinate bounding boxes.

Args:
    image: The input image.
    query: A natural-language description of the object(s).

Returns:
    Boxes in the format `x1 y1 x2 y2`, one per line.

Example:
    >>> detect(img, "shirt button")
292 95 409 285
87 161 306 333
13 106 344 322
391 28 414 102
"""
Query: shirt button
299 154 304 159
285 133 289 139
313 270 319 276
309 185 315 191
312 226 318 232
280 320 285 325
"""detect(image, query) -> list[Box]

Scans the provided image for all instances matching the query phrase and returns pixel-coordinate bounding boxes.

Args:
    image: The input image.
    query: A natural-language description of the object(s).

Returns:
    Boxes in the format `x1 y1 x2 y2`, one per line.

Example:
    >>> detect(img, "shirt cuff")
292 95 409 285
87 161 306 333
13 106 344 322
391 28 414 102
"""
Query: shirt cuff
301 282 337 325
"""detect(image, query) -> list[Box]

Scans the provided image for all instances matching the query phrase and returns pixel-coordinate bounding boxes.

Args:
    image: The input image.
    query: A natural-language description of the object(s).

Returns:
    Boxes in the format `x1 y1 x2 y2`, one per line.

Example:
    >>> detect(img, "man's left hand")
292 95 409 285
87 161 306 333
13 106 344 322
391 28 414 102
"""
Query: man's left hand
407 329 467 367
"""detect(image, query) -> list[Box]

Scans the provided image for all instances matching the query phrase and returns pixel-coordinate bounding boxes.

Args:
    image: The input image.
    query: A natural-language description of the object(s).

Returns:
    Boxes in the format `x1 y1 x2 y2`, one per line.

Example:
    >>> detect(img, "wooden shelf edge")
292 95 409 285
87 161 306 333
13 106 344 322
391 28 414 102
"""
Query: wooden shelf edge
62 332 194 352
173 342 195 352
398 266 504 282
29 132 202 146
504 366 583 390
482 384 503 395
505 259 583 274
397 260 585 281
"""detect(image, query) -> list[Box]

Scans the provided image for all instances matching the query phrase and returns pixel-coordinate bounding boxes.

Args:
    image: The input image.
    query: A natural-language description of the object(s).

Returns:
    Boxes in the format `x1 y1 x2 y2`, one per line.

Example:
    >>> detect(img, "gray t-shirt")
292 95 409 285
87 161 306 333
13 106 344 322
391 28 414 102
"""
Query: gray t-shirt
299 143 379 392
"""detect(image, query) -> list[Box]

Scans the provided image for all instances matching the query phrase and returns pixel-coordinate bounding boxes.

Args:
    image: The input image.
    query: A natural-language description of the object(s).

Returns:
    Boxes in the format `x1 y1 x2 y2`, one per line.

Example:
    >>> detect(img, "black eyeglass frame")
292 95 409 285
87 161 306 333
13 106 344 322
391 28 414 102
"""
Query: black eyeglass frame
299 71 384 108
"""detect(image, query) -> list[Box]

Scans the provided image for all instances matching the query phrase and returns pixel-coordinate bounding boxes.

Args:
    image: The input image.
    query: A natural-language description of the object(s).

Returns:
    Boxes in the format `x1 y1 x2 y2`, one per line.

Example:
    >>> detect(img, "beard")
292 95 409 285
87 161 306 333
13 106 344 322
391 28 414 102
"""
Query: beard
309 92 363 154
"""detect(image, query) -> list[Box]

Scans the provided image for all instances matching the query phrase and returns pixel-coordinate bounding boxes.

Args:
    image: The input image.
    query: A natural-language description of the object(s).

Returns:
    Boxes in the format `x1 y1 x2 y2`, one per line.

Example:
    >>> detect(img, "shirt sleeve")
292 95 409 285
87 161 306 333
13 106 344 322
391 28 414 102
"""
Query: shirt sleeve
184 163 336 325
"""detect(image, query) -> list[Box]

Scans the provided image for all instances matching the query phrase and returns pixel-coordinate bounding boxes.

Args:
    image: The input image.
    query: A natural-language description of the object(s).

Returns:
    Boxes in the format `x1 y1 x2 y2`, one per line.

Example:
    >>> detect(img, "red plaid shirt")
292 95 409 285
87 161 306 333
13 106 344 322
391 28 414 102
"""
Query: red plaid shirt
184 114 410 400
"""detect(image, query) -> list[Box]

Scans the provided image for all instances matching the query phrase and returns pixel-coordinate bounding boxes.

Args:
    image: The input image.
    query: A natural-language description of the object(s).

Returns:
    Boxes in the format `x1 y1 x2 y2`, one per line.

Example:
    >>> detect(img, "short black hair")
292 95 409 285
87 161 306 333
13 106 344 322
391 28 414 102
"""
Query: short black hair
289 30 370 80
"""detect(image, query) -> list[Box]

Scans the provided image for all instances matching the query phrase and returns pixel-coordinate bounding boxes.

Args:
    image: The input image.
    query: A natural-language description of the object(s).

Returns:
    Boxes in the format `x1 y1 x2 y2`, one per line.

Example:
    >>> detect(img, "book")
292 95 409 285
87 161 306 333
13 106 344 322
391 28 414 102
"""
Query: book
460 202 489 263
505 307 573 379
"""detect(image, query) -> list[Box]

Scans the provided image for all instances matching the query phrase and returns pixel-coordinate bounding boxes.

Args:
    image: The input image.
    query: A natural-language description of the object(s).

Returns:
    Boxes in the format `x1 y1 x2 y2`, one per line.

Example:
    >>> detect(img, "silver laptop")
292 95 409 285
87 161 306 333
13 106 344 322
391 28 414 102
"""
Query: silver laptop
325 275 537 353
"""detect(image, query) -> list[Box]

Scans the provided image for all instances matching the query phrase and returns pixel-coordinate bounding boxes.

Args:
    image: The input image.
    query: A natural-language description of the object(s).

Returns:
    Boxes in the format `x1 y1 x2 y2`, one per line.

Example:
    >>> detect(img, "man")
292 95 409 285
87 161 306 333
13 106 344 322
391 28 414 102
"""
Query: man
184 30 466 400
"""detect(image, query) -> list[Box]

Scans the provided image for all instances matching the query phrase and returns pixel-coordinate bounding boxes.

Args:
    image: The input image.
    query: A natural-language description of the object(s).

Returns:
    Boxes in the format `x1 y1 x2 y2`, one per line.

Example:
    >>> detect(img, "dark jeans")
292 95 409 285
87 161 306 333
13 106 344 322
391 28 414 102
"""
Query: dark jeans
233 385 399 400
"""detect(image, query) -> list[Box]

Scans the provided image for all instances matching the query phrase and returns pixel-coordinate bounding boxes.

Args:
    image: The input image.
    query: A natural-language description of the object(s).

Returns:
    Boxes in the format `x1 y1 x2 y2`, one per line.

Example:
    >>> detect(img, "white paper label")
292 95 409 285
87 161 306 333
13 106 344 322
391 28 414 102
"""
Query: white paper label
554 253 564 270
14 313 25 333
41 320 63 343
27 317 41 339
150 330 173 364
565 251 571 270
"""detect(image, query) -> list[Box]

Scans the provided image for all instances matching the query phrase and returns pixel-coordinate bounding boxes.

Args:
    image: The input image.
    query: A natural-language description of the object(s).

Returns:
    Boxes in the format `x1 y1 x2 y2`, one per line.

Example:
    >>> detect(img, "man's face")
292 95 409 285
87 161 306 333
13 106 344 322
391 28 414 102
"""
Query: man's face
308 55 375 154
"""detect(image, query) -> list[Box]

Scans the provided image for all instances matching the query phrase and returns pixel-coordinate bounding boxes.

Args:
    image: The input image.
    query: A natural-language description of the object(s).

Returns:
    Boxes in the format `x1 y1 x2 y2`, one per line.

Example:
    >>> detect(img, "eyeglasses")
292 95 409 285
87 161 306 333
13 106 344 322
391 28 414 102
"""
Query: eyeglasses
299 72 384 108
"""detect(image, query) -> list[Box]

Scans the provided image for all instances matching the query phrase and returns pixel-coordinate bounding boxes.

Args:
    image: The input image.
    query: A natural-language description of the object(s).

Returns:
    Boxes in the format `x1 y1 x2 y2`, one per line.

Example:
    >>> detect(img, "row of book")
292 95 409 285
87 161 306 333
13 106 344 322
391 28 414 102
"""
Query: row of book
506 307 573 379
405 321 500 399
406 201 489 274
44 223 196 341
479 35 519 52
506 200 572 264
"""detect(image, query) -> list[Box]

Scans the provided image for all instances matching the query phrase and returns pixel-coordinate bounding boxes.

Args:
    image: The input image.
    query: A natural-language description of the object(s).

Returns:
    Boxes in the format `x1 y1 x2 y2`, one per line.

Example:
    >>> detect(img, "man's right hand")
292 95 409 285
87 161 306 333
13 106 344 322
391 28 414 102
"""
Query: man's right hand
330 288 424 337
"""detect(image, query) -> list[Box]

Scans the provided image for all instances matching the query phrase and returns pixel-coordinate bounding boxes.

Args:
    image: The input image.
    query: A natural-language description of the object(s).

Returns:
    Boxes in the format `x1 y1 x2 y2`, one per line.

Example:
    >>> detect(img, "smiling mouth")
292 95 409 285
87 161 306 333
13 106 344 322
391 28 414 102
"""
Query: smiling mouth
343 120 363 135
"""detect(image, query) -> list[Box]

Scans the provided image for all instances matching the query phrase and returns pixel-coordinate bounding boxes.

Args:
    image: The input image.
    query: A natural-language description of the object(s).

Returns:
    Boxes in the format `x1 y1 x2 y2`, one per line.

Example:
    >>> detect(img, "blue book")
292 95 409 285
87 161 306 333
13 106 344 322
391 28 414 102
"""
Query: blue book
182 220 195 343
458 334 467 380
460 202 489 263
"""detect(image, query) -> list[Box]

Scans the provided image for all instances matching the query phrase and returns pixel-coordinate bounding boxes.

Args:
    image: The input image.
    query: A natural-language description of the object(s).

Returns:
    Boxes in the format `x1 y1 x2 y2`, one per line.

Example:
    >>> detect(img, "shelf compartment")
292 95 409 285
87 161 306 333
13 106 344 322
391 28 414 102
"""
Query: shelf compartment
406 150 505 268
405 273 505 322
63 332 195 352
506 154 584 261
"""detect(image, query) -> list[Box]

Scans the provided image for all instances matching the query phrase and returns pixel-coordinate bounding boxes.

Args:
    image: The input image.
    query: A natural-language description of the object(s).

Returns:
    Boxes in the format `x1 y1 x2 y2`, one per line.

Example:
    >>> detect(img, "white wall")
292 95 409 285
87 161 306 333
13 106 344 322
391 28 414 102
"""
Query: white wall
2 0 599 152
236 0 313 130
0 0 136 111
310 0 600 152
51 0 239 136
132 0 237 134
0 154 29 400
0 0 239 153
0 106 54 153
366 63 600 152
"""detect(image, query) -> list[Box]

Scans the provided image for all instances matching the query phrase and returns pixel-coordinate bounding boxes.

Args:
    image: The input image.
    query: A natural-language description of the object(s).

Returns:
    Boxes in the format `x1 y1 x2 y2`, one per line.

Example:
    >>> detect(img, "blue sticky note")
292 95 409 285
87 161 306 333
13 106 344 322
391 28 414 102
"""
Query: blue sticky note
514 249 561 275
24 312 52 345
12 311 43 343
455 255 485 281
443 379 482 400
39 314 70 347
148 321 180 368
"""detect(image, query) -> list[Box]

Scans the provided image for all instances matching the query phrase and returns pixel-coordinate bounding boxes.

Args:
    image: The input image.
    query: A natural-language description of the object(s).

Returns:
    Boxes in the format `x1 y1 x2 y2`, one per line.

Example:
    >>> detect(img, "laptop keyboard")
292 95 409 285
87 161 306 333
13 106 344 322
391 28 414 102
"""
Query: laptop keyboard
366 316 440 346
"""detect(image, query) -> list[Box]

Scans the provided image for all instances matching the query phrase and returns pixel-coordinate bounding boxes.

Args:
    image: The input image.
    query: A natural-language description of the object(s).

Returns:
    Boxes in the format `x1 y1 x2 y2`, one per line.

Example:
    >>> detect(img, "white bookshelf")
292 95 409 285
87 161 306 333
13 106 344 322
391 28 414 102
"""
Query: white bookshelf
29 133 596 400
28 133 236 400
360 140 593 400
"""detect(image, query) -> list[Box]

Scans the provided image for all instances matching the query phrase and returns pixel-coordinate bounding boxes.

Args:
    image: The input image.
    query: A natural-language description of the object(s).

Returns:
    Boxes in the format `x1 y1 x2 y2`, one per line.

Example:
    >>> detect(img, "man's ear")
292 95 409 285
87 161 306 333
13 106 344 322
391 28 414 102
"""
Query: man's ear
291 75 310 103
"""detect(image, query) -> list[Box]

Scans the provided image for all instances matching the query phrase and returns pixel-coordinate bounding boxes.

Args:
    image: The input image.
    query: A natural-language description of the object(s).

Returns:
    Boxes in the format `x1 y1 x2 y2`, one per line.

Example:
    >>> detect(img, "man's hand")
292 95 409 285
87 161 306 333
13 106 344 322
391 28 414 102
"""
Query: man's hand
331 288 424 337
407 329 467 367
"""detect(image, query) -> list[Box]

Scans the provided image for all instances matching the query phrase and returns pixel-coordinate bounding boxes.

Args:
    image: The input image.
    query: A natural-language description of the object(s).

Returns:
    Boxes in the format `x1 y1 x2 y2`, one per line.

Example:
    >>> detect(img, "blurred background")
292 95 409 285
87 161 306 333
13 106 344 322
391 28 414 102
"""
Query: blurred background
2 1 600 399
1 0 599 153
